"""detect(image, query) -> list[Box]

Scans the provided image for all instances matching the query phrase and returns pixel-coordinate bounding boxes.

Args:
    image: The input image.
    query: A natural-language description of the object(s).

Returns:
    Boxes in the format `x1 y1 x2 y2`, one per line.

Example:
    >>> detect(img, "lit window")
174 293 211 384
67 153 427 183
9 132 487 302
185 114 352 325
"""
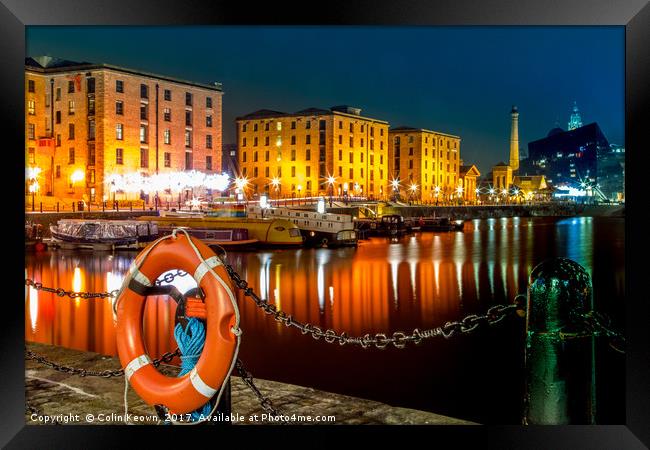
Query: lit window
140 125 148 143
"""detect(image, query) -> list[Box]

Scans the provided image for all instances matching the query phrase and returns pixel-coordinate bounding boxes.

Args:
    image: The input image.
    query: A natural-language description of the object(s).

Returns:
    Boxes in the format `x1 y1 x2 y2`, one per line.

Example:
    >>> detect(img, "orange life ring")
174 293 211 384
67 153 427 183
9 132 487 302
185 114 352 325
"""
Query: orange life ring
116 232 240 414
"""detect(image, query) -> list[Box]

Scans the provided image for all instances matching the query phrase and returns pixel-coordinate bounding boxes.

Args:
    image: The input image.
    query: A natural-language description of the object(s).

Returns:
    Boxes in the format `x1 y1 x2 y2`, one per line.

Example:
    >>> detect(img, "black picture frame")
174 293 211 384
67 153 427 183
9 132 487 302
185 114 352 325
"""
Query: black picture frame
2 0 648 448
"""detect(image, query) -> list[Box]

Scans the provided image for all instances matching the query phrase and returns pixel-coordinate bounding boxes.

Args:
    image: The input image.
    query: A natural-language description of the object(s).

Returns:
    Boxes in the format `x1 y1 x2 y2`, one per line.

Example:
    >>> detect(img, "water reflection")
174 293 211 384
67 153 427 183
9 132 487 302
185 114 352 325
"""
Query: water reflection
27 217 622 357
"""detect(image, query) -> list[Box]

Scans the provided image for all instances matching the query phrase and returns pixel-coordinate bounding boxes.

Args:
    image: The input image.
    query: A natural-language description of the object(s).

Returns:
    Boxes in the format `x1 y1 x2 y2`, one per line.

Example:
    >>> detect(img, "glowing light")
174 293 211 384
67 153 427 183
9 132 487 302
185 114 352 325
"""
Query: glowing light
501 189 508 195
70 170 85 183
317 198 326 214
235 176 249 191
72 267 82 292
27 167 42 179
29 286 38 332
410 183 418 192
327 176 336 186
105 170 231 194
489 188 495 195
260 194 269 209
391 178 400 190
456 186 464 195
190 197 201 207
270 177 281 189
28 181 39 193
297 184 303 192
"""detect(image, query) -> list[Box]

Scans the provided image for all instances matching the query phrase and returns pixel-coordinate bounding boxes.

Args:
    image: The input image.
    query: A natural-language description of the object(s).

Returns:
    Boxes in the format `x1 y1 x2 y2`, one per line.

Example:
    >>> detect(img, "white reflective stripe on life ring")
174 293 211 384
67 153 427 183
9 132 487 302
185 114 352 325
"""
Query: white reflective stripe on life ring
193 256 221 285
189 366 218 398
129 263 153 287
125 354 152 381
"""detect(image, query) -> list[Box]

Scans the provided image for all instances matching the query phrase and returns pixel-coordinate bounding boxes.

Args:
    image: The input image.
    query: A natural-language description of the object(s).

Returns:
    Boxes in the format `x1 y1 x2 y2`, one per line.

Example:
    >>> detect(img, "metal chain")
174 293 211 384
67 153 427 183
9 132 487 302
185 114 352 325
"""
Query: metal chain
235 359 293 425
154 269 188 286
25 278 119 299
25 270 189 300
25 348 181 378
223 262 526 349
578 310 626 354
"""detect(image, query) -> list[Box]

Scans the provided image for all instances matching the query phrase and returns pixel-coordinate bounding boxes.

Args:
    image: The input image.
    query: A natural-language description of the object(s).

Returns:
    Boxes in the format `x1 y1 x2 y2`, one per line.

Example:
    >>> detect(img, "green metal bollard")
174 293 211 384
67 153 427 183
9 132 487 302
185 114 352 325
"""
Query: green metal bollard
523 257 595 424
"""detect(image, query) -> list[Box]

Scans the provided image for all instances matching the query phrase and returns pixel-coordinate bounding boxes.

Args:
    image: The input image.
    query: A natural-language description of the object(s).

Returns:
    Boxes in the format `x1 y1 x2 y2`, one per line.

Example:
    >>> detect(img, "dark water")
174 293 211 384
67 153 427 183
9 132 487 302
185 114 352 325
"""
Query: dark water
25 216 625 424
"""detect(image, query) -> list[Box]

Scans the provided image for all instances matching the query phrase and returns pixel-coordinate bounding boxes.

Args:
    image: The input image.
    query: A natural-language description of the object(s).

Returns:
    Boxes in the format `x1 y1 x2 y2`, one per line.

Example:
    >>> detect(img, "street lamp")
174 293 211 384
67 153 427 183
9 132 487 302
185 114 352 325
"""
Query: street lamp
409 182 418 204
456 185 464 205
70 169 85 198
270 177 281 201
326 175 336 206
297 184 302 205
27 167 41 211
234 176 248 204
434 185 441 206
391 178 400 202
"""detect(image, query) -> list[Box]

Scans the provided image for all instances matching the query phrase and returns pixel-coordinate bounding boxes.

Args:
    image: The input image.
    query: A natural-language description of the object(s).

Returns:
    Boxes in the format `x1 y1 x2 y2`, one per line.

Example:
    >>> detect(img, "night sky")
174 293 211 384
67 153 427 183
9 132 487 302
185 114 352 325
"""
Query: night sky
26 26 624 173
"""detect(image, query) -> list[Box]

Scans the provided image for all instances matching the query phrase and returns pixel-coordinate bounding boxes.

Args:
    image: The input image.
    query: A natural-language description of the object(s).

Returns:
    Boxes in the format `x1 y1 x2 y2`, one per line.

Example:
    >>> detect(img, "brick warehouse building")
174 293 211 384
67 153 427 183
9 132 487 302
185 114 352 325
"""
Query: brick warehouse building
236 106 389 200
388 127 463 202
25 56 222 206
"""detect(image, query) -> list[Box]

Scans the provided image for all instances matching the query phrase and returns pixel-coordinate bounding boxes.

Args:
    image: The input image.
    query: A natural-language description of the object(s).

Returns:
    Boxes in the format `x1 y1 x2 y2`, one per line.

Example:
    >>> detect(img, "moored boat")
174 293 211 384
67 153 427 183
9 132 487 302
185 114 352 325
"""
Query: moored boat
49 219 158 251
246 206 358 248
138 214 303 247
155 225 260 249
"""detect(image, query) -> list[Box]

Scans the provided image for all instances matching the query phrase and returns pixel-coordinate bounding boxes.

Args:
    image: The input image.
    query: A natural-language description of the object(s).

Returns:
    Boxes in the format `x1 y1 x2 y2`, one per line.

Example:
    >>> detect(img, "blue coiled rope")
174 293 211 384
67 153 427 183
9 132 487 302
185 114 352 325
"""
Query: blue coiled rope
173 317 212 421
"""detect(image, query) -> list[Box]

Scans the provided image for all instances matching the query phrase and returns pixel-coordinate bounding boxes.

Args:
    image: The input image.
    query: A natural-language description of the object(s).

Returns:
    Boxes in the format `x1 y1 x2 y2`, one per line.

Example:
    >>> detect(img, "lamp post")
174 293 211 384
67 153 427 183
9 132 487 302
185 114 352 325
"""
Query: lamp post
489 188 495 205
70 169 85 204
456 185 464 206
326 175 335 207
409 183 418 205
391 178 400 202
27 167 41 211
297 184 302 206
270 177 281 204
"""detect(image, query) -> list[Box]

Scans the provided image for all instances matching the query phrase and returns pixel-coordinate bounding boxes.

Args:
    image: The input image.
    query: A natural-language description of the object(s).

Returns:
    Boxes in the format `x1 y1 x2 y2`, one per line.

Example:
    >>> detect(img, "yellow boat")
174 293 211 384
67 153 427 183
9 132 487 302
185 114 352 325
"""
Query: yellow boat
137 215 304 247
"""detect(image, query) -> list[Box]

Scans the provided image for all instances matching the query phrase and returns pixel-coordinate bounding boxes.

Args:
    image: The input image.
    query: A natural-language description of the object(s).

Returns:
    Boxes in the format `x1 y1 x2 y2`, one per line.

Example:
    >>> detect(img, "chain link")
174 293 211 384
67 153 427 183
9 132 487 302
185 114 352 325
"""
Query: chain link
25 348 181 378
25 270 189 301
25 278 119 299
234 359 293 424
223 262 526 349
578 310 626 354
154 269 188 286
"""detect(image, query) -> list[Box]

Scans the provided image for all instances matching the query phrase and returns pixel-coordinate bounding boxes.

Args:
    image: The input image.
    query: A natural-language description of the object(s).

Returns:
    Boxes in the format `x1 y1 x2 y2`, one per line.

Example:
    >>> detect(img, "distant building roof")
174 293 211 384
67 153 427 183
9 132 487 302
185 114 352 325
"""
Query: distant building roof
388 126 460 139
493 161 509 167
460 164 481 177
26 56 222 91
294 107 331 115
236 106 388 123
547 127 565 137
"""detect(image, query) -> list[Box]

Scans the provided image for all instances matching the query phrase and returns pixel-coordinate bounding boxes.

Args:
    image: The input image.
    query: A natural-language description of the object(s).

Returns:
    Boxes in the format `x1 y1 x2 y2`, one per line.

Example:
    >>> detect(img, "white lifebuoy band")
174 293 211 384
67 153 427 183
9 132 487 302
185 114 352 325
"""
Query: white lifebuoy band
189 366 218 398
125 354 152 381
193 256 222 285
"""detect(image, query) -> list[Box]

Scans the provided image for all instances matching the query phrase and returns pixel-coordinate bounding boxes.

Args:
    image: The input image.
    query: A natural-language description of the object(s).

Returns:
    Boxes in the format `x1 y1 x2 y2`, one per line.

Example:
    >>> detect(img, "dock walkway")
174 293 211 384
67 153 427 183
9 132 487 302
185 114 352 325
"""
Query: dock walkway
25 342 475 425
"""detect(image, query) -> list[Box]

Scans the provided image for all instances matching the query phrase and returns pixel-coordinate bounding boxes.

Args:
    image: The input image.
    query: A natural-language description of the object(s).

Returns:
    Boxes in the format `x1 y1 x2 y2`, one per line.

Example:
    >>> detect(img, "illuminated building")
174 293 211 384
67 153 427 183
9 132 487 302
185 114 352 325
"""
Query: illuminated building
25 56 222 204
236 106 388 199
526 122 608 188
387 127 462 201
597 144 625 201
567 101 583 131
512 175 549 202
459 164 481 203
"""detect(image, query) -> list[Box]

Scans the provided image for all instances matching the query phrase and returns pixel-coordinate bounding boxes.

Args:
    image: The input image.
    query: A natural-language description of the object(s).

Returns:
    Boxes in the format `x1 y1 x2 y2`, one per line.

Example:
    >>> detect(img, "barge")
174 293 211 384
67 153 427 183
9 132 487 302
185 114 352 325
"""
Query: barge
246 206 357 248
137 214 303 247
49 219 158 251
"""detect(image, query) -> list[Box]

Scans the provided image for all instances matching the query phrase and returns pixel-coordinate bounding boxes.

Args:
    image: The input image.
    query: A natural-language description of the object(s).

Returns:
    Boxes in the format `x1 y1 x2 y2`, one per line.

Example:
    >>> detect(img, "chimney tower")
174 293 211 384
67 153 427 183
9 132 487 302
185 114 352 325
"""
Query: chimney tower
509 105 519 171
